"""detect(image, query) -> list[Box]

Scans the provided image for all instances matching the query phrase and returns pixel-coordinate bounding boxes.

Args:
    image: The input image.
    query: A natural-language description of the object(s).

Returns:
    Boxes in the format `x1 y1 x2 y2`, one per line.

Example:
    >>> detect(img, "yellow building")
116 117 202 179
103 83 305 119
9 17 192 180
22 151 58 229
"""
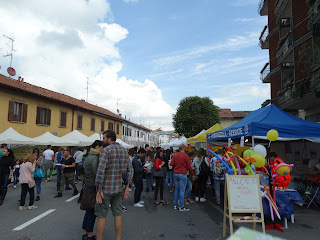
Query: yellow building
0 74 125 138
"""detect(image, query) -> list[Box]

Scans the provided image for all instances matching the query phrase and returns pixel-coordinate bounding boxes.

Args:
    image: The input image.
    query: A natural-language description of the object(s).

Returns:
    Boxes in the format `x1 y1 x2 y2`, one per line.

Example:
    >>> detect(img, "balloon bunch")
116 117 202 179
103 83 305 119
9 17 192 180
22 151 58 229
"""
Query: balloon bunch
261 185 281 222
222 145 267 176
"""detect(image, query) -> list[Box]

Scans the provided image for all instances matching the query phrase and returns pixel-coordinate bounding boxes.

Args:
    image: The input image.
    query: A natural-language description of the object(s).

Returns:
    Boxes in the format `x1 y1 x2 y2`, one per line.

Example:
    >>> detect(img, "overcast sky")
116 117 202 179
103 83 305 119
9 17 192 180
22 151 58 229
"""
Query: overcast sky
0 0 268 131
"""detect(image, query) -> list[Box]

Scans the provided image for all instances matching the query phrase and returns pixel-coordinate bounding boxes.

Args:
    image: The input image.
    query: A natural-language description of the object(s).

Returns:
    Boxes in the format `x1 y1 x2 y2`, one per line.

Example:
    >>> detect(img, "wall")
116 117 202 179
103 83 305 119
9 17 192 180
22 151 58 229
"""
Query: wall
0 88 123 138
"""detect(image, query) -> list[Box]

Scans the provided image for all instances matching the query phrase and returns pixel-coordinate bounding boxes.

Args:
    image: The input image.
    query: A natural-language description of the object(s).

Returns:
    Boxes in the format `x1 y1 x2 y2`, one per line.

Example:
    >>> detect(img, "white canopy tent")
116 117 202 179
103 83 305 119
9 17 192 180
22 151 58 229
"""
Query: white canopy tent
0 127 36 145
32 132 63 146
116 139 134 149
168 138 182 147
59 130 93 146
89 133 102 142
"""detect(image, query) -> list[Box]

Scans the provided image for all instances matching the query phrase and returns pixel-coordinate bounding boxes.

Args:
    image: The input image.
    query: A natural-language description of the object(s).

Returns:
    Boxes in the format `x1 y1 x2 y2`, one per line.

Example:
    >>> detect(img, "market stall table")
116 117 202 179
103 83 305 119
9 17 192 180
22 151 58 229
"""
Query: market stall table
261 188 304 228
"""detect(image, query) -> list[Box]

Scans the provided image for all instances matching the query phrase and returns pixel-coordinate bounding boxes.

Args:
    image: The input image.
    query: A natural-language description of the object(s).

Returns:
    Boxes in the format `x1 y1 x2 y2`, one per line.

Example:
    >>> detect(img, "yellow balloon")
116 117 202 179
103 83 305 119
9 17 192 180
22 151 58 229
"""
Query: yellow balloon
251 153 266 168
267 129 279 141
276 163 291 176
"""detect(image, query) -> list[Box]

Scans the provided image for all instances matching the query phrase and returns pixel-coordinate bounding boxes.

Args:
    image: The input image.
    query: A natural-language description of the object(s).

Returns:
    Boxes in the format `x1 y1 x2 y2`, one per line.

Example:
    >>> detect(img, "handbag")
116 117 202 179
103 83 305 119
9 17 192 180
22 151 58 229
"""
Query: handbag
29 179 35 188
33 168 45 179
191 175 198 182
80 185 97 210
152 166 165 177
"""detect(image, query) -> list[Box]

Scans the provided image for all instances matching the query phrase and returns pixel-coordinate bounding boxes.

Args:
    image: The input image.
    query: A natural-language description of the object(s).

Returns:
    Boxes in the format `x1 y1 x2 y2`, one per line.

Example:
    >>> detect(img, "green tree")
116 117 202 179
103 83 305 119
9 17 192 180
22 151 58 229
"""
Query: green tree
172 96 220 138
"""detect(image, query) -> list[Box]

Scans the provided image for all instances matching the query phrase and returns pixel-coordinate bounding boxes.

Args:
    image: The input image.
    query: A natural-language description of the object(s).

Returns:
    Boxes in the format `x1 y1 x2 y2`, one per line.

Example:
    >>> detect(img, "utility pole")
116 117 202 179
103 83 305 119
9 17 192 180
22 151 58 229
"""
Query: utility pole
3 34 15 67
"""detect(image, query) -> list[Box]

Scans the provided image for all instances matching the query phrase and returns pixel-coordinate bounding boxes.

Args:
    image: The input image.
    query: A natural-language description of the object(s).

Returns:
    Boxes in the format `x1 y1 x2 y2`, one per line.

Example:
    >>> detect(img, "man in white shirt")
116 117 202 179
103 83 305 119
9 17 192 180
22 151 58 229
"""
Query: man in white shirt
43 145 54 181
73 148 83 182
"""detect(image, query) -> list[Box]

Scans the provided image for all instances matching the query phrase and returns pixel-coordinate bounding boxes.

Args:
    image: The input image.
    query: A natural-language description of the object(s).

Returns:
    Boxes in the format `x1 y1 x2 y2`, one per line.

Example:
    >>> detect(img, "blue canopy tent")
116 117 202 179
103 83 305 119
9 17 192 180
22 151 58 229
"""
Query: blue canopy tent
207 104 320 143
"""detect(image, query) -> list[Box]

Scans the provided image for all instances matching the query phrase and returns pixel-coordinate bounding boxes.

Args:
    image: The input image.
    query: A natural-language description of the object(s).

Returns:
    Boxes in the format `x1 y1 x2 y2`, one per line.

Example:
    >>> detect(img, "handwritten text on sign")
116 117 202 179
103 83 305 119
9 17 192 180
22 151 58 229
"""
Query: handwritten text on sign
228 176 261 212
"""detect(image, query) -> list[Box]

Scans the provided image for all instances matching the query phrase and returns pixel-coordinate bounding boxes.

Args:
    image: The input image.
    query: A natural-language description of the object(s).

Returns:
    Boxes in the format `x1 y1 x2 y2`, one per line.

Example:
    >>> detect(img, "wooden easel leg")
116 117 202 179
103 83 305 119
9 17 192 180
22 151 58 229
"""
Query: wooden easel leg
253 213 257 231
223 181 227 237
262 221 266 234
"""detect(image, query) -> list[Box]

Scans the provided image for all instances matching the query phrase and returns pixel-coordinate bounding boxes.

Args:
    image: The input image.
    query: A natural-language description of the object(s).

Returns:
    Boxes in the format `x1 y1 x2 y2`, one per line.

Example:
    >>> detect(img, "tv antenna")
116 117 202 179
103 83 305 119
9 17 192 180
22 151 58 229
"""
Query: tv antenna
85 76 89 102
3 34 15 67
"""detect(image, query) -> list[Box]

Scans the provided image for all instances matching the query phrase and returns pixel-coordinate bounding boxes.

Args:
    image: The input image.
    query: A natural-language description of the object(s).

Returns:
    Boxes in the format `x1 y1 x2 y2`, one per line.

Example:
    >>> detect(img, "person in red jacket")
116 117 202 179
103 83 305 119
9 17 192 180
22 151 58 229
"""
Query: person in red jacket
153 150 167 205
170 144 194 211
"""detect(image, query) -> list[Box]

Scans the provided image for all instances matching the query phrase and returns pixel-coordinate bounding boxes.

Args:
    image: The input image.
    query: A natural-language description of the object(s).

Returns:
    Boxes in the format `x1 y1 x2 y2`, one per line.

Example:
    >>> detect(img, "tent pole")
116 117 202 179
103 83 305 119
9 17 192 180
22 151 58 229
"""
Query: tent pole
252 136 255 148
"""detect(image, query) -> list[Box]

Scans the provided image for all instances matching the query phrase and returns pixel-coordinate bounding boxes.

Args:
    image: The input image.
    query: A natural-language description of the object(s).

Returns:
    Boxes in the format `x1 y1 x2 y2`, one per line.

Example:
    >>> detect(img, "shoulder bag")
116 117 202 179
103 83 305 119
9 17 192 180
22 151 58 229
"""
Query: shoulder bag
80 185 97 210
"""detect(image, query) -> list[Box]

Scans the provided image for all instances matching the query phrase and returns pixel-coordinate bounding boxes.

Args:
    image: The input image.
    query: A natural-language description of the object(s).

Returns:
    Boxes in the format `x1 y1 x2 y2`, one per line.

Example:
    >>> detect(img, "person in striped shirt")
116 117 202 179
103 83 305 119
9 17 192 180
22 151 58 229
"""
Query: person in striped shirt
95 130 132 240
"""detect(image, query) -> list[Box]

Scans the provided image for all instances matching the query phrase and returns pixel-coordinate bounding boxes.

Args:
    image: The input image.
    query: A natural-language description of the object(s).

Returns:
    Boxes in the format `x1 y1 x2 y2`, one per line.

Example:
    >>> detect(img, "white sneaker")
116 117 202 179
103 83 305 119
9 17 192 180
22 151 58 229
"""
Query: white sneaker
179 207 190 212
134 203 144 208
139 200 145 204
14 185 17 189
195 197 199 202
200 198 206 202
19 206 27 211
28 205 38 210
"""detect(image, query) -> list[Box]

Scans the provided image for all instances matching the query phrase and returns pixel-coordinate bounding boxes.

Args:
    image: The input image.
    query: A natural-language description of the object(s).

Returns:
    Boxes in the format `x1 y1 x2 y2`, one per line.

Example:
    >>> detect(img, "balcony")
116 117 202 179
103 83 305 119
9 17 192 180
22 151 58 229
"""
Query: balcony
259 0 268 16
260 62 270 83
276 33 292 61
311 66 320 94
259 25 269 49
275 0 290 17
278 85 295 107
308 0 320 24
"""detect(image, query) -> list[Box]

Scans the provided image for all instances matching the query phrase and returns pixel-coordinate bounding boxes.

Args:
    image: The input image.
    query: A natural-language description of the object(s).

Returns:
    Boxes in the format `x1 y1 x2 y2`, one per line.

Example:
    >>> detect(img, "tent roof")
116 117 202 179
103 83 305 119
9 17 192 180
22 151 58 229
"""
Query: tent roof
207 104 320 142
0 127 36 145
188 124 224 144
32 132 62 146
59 130 93 146
116 139 134 149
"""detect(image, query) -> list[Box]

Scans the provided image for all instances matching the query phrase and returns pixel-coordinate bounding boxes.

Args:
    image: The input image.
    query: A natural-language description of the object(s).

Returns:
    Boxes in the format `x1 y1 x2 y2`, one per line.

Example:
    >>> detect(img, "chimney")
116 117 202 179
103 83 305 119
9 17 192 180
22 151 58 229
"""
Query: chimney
125 115 126 119
21 78 24 82
18 76 21 81
119 113 122 117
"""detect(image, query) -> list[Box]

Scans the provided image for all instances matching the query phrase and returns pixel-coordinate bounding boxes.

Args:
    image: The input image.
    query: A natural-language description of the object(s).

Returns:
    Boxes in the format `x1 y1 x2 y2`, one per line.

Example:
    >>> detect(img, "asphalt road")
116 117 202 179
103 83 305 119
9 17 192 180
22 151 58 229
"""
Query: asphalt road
1 177 320 240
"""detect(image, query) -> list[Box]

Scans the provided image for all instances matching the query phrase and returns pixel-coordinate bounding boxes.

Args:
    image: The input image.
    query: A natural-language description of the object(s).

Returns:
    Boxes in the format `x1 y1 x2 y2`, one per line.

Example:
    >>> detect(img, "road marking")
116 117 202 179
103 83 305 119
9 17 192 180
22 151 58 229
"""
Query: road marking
65 193 80 202
13 209 56 231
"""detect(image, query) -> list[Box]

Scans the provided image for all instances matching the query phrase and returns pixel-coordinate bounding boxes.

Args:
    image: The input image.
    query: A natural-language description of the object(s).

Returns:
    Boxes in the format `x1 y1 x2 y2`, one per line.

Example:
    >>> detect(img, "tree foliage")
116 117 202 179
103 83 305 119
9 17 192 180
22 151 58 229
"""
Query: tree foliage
172 96 220 138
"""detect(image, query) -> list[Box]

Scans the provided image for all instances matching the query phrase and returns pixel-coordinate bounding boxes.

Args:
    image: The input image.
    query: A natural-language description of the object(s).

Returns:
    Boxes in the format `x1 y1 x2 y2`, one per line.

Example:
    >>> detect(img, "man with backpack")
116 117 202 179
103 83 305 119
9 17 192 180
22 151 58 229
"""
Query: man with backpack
211 148 227 205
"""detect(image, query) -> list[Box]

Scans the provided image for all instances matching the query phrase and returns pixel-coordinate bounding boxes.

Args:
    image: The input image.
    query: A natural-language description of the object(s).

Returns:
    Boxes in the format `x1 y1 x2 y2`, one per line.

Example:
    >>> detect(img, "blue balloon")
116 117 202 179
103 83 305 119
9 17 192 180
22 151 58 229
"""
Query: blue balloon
207 149 234 175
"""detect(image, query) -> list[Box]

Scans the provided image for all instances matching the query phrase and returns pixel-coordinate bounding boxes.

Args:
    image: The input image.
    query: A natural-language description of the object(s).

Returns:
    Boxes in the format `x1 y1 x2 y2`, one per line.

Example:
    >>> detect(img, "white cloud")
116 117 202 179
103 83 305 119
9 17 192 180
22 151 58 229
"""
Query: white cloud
0 0 173 131
153 32 260 66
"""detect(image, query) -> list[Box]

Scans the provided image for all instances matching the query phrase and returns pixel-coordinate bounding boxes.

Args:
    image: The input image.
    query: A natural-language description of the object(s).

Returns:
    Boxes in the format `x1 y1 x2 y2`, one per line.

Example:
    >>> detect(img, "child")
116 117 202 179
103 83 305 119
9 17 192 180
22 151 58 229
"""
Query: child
13 159 20 189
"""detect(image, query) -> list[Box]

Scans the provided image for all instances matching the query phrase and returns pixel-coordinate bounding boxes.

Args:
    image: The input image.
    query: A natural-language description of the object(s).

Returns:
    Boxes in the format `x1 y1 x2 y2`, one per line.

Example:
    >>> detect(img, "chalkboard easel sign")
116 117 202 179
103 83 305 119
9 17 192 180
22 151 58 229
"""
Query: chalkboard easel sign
223 174 265 237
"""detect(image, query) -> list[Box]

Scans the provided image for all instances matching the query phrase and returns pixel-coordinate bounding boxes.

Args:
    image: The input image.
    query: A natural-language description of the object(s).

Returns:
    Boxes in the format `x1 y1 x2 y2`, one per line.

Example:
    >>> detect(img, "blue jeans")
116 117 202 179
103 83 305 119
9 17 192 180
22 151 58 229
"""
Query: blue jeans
146 173 152 189
1 174 9 187
35 178 42 196
166 170 173 188
13 172 19 186
173 173 187 208
82 208 97 233
184 178 192 199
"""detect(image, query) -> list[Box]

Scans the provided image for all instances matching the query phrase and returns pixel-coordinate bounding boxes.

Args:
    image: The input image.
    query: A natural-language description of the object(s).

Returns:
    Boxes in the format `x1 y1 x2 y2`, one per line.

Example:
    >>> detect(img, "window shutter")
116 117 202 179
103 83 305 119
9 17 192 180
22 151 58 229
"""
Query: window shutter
61 112 66 127
8 101 14 122
78 115 82 129
22 103 28 123
36 107 41 124
47 109 51 126
91 118 95 131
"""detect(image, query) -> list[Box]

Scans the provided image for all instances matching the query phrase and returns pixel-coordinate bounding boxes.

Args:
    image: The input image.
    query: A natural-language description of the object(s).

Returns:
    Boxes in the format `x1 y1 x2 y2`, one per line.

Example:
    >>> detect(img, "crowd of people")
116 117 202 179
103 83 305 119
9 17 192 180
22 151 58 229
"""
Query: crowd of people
0 132 229 240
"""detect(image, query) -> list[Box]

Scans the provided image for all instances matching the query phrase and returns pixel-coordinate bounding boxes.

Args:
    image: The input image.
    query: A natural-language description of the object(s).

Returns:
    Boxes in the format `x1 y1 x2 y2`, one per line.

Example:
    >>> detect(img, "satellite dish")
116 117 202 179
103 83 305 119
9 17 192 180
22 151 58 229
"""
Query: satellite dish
7 67 16 76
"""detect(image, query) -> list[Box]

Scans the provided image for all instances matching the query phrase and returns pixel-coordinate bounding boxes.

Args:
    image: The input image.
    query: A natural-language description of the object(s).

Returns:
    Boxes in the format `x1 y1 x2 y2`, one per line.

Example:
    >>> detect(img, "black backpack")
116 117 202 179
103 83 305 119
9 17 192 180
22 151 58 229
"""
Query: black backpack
199 158 210 177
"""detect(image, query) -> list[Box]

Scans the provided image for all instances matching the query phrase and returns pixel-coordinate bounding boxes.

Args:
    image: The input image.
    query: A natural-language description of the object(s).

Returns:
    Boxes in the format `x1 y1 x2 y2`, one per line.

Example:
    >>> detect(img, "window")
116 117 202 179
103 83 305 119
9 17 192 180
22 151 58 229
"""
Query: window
8 101 28 123
101 120 105 132
137 131 139 138
91 118 95 131
77 115 83 129
123 126 125 135
36 107 51 125
108 122 114 131
60 111 67 127
116 124 120 134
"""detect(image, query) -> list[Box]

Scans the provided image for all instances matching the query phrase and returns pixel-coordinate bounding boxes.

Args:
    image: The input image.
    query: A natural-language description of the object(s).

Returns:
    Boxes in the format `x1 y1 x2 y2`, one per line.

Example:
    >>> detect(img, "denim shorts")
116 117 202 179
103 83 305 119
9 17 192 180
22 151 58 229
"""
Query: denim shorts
95 192 123 218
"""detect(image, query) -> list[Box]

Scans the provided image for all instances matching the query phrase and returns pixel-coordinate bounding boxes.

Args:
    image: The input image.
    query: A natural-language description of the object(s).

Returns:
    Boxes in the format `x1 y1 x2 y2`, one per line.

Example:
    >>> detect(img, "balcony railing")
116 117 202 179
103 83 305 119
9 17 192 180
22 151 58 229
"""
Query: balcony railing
278 86 295 106
308 0 320 24
260 62 270 83
259 25 269 49
259 0 268 16
275 0 289 17
277 34 292 60
311 66 320 93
